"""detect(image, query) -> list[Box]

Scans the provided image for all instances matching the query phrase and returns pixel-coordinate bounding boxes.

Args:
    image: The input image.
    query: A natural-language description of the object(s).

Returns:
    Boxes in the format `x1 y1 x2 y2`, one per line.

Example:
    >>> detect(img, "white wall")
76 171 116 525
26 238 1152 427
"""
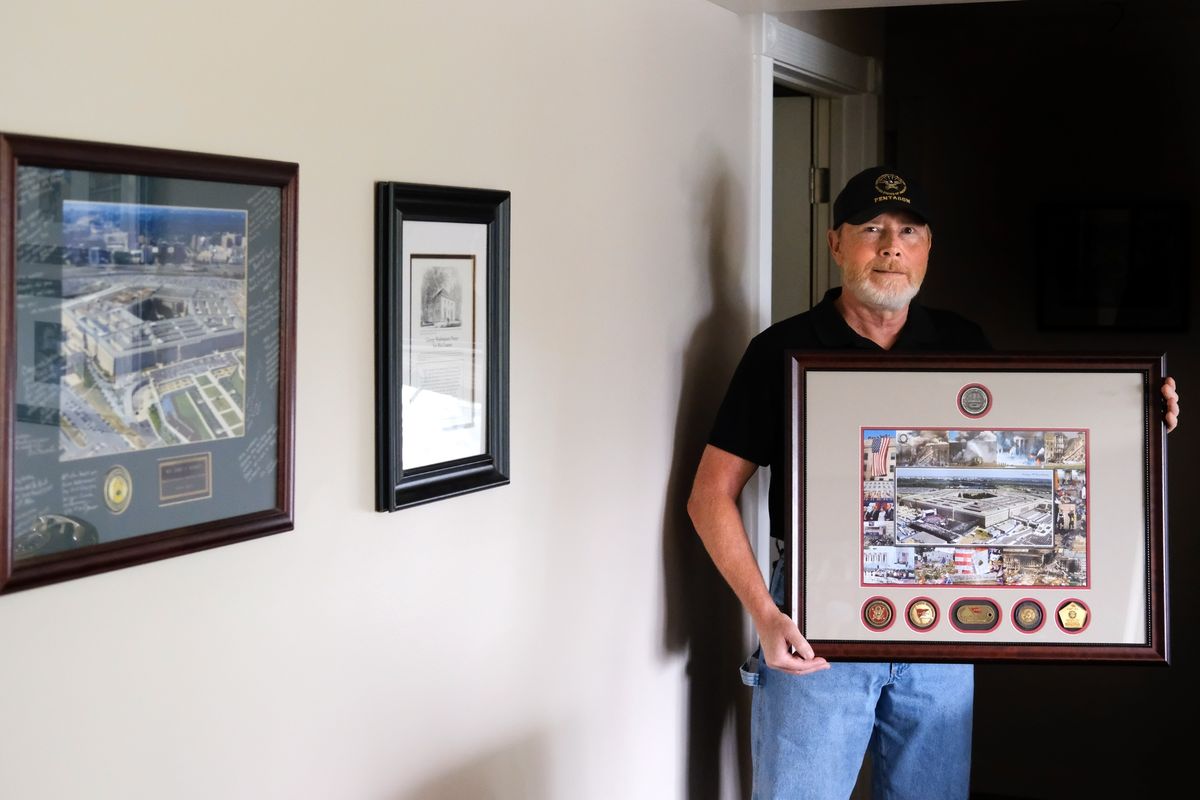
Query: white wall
0 1 756 797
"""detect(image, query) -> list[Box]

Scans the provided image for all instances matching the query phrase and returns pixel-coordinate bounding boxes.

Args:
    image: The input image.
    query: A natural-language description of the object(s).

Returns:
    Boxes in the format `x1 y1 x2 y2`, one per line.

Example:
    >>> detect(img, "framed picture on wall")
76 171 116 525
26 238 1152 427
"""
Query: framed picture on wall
1035 202 1189 331
0 132 298 594
374 182 510 511
788 352 1168 663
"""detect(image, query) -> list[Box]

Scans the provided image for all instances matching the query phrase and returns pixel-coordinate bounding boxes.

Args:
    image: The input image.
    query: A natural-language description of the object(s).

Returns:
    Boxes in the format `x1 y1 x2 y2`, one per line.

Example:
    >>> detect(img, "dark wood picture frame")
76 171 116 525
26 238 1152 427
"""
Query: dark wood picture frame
788 352 1168 663
0 133 298 594
374 182 510 511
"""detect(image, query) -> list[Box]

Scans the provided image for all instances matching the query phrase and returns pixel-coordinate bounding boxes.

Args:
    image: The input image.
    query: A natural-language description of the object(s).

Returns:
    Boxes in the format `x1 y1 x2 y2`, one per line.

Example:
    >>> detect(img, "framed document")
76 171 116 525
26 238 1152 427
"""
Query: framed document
789 353 1168 663
1 133 297 593
374 182 510 511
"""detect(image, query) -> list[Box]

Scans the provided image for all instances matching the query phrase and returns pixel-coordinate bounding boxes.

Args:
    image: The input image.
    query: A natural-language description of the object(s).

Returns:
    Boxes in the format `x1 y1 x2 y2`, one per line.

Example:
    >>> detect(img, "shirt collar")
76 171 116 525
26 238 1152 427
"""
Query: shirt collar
811 287 938 350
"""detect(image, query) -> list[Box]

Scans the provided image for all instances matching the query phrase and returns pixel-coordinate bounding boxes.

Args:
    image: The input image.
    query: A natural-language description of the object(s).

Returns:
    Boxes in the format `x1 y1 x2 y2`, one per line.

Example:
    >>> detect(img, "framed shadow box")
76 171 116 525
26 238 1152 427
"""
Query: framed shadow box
789 353 1168 663
1 133 297 593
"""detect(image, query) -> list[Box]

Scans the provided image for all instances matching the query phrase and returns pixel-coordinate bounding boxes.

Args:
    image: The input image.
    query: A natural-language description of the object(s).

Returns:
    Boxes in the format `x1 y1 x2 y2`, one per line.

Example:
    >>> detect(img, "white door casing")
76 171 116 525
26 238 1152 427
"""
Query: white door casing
745 12 881 581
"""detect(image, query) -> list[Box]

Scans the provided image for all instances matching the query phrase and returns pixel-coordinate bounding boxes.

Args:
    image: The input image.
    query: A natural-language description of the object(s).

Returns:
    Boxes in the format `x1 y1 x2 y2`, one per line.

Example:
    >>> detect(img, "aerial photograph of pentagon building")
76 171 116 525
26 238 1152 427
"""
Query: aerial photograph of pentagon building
56 201 247 461
894 467 1054 548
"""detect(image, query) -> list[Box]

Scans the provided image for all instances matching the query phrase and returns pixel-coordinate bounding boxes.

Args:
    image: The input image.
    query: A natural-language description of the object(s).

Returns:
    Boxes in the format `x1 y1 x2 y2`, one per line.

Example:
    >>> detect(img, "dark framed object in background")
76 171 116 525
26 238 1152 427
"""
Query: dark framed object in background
789 352 1168 663
374 182 510 511
1036 202 1189 331
1 133 298 593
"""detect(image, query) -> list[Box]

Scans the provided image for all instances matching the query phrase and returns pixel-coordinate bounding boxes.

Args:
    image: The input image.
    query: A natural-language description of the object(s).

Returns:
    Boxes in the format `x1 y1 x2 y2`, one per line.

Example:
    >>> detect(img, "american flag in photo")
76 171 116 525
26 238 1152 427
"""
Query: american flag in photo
871 435 892 477
953 549 990 575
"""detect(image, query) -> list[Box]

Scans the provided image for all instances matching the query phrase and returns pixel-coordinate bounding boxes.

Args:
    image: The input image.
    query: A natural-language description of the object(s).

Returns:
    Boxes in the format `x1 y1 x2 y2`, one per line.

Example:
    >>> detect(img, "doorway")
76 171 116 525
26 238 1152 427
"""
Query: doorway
751 14 880 330
746 14 881 578
771 84 834 323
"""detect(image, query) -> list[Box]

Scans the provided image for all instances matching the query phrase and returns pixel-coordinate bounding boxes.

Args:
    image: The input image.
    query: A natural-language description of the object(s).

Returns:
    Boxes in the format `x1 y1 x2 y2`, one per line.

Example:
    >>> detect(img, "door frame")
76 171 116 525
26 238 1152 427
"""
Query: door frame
746 13 882 576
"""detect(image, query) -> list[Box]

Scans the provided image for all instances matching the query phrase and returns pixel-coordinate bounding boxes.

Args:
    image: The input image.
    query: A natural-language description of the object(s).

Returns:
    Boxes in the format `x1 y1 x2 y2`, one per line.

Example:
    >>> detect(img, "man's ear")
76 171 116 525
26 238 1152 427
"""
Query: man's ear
827 227 841 263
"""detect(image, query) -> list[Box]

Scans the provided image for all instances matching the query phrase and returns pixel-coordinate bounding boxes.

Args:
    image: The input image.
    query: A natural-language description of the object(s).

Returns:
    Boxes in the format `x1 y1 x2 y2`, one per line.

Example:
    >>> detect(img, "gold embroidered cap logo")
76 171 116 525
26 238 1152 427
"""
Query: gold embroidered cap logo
874 173 907 196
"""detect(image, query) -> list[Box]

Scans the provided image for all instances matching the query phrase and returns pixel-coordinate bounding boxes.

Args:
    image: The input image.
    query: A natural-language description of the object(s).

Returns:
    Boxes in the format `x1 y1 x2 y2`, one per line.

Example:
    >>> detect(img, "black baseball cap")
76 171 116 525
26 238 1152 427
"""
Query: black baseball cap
832 166 931 229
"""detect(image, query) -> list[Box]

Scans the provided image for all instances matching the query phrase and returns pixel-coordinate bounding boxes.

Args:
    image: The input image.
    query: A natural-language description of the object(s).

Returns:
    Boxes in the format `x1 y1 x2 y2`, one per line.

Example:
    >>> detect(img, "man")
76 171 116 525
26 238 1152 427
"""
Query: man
687 167 1179 799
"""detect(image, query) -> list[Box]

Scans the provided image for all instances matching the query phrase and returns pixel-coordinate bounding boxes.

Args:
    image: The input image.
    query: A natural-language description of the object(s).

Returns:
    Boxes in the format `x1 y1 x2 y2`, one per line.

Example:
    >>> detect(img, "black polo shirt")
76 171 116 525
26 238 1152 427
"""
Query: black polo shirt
709 287 990 543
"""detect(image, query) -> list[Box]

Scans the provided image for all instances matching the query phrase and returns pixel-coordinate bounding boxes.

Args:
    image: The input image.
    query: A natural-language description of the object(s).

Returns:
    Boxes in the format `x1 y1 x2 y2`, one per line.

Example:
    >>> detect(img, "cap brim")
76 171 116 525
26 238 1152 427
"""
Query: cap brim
844 201 930 227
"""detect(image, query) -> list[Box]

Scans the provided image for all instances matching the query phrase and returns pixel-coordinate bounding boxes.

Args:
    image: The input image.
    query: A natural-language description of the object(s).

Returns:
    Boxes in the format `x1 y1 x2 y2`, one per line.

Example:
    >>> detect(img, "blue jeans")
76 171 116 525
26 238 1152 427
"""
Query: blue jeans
746 659 973 799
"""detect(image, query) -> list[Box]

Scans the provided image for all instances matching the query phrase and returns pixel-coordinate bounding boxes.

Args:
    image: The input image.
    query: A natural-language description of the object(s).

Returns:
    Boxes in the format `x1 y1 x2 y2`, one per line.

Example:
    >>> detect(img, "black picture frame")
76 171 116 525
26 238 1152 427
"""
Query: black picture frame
374 182 510 511
1 133 298 593
788 352 1168 663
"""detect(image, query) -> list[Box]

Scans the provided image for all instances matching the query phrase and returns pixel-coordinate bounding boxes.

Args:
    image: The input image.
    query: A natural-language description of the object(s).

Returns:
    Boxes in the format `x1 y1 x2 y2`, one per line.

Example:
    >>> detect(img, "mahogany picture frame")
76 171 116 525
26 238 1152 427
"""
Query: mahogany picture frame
788 352 1168 663
0 133 298 593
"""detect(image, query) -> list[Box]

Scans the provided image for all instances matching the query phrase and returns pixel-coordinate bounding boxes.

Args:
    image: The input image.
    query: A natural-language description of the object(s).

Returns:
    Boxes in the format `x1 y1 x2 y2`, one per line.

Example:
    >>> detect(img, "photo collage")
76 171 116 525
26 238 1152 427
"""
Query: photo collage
862 428 1088 587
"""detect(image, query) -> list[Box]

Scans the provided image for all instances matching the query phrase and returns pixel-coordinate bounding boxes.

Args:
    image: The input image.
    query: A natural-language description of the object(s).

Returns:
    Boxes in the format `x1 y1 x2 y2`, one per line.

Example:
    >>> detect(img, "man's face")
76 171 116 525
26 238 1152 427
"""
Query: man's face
827 211 931 312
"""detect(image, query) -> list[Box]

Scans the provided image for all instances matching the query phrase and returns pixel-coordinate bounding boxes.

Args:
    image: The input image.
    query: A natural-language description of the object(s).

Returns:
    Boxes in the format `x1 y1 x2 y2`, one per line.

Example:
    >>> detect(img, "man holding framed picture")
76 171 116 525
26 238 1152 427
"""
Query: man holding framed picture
686 166 1180 799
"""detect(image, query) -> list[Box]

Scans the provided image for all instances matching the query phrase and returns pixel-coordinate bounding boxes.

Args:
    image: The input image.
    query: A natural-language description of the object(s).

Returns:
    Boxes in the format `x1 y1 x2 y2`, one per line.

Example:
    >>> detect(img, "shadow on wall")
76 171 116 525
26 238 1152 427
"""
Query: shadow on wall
394 730 550 800
661 153 754 800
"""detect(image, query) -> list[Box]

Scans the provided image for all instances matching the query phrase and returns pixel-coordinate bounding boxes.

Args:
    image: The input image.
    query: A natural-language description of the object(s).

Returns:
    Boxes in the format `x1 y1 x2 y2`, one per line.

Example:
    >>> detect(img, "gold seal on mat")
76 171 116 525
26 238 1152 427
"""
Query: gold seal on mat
1013 601 1044 631
863 599 894 630
907 599 937 630
1057 601 1088 631
104 465 132 514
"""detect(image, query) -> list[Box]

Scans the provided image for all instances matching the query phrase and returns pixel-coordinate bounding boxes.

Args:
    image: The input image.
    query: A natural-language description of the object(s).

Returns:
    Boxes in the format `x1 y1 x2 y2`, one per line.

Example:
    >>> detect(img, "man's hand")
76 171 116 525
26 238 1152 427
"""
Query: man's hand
1163 377 1179 432
755 607 830 676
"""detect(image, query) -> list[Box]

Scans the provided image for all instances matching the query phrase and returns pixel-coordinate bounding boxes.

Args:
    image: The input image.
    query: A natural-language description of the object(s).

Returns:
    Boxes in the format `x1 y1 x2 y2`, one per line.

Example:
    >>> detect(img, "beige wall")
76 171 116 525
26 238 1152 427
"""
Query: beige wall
0 1 756 797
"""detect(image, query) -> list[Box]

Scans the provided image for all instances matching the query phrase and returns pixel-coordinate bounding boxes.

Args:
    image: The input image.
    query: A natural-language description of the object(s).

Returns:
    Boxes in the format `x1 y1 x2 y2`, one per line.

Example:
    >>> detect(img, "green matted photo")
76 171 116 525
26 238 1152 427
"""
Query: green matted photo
0 132 297 593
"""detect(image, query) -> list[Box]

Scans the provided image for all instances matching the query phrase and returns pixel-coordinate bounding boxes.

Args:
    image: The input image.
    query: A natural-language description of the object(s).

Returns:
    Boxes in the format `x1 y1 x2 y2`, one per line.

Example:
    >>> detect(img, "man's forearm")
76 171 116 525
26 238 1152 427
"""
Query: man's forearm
689 445 827 672
688 490 778 625
687 446 778 626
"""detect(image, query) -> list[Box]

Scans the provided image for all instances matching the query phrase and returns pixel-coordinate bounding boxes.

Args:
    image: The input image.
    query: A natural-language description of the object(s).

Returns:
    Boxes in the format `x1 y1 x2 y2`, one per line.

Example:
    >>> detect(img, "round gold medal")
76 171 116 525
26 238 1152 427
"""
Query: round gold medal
104 466 132 514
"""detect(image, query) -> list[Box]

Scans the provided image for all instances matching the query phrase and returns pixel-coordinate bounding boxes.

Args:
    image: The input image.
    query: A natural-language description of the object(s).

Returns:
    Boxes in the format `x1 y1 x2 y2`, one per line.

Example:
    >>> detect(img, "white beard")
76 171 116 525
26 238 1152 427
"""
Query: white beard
844 274 921 311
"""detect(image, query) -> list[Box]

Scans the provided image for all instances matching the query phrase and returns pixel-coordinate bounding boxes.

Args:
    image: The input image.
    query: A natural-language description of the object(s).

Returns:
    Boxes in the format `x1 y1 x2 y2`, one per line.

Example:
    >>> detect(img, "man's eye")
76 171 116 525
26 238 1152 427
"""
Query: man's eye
864 226 879 232
902 227 915 234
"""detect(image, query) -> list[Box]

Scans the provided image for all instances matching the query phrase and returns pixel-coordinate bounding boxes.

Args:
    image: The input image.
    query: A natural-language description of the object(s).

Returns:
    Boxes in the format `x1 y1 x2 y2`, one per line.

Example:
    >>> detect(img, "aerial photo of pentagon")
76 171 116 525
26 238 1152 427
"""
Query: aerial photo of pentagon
57 201 247 462
894 467 1054 548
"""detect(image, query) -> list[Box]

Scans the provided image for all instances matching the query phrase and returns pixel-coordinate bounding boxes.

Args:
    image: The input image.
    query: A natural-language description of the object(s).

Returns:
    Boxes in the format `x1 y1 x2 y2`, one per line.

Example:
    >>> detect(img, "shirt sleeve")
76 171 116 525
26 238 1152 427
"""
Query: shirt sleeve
707 334 777 467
